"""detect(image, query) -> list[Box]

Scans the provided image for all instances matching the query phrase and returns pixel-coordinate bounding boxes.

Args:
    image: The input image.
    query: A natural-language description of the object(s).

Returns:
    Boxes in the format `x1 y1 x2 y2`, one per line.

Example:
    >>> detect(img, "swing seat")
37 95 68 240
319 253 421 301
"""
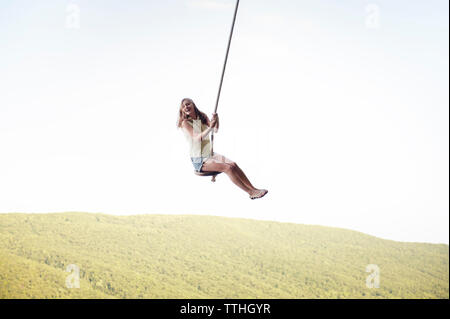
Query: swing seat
194 171 222 182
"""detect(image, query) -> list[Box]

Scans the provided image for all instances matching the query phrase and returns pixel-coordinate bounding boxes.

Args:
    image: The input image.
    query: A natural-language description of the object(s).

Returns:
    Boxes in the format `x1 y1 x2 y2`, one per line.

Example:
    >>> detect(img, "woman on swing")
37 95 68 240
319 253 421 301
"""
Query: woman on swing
177 98 268 200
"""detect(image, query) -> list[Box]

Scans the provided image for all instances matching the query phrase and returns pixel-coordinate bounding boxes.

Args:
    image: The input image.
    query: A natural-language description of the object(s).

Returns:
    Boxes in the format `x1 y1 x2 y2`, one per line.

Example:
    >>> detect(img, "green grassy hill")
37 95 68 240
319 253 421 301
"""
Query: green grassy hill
0 213 448 299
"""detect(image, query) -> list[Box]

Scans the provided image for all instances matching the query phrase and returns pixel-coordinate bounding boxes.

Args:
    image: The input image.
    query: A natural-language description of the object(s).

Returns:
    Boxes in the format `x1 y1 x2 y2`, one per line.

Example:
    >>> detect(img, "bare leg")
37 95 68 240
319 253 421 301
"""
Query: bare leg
210 153 257 191
229 162 268 199
234 164 257 191
202 154 268 199
202 160 253 194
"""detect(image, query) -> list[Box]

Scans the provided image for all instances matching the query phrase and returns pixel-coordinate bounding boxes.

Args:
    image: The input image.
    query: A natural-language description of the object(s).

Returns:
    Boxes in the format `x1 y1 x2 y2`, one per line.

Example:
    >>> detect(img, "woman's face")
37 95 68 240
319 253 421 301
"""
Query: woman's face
182 99 195 117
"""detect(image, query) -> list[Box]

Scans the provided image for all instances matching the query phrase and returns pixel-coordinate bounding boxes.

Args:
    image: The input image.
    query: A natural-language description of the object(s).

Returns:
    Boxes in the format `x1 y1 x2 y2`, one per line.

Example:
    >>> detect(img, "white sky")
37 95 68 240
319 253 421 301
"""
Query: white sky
0 0 448 244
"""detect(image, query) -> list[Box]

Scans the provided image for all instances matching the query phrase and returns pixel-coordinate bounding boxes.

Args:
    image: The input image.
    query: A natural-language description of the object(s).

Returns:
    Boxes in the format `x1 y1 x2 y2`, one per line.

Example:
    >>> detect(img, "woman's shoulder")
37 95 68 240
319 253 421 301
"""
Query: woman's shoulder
181 119 193 127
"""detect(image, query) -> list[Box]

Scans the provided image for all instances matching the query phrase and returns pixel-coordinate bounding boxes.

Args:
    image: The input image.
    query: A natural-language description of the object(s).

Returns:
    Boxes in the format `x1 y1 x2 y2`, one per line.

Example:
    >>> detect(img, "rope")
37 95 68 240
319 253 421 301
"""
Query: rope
211 0 240 156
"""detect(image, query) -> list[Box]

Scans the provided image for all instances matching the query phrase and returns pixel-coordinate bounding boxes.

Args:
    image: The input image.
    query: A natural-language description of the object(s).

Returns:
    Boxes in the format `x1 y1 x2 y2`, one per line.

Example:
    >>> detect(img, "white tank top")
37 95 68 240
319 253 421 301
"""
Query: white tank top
182 119 212 158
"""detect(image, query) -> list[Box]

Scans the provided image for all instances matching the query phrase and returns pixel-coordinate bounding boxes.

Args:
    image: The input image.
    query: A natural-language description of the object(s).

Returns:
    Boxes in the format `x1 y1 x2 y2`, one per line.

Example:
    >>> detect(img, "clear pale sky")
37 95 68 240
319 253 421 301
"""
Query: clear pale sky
0 0 448 243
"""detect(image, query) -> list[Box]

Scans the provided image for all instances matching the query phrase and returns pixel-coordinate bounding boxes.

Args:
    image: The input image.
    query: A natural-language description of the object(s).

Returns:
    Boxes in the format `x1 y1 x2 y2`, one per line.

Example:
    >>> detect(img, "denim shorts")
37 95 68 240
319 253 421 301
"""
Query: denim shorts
191 157 207 172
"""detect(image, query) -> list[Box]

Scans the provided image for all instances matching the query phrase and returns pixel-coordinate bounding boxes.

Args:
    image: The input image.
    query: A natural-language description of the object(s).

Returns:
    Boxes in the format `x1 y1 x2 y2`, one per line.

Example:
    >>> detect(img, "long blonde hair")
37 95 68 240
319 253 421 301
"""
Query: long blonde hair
176 98 209 128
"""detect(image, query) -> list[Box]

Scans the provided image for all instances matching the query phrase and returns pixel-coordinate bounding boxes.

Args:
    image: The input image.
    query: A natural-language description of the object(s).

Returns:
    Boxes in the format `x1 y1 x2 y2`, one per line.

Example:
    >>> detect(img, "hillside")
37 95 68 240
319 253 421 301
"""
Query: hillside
0 213 448 299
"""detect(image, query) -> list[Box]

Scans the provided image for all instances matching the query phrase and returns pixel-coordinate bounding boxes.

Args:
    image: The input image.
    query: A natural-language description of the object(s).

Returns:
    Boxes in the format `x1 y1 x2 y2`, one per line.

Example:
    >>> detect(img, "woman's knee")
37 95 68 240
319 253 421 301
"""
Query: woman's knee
211 162 233 174
229 161 238 169
225 162 238 174
223 164 233 174
208 156 237 173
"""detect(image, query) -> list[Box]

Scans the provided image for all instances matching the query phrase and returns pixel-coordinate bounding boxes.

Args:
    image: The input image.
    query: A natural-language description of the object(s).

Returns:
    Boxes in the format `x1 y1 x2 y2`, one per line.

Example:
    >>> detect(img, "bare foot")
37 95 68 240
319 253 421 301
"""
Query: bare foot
250 189 268 200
